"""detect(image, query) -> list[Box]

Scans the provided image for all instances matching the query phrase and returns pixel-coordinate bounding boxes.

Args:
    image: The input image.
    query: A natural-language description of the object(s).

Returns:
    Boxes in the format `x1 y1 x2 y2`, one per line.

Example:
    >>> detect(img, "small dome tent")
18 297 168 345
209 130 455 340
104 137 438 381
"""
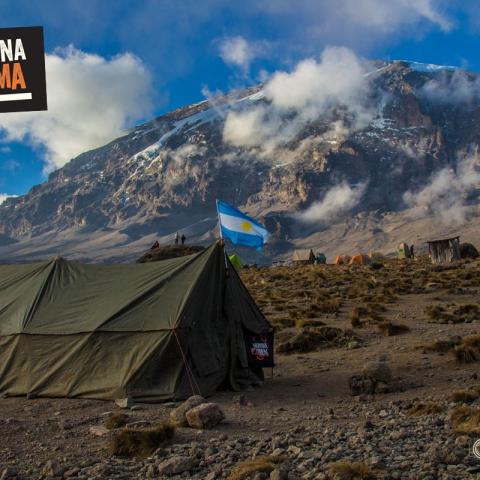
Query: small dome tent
292 249 315 265
229 253 243 270
349 254 371 265
397 242 411 259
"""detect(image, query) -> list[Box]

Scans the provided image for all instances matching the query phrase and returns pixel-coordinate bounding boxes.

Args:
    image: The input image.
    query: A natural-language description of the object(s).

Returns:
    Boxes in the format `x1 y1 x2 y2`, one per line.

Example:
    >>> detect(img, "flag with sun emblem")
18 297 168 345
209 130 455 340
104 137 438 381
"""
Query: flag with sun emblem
216 199 269 250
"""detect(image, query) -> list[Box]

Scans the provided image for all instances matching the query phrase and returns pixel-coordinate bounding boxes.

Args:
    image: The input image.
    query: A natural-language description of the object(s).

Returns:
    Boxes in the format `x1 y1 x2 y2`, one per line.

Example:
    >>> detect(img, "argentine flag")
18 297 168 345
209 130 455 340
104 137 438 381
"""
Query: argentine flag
216 200 269 250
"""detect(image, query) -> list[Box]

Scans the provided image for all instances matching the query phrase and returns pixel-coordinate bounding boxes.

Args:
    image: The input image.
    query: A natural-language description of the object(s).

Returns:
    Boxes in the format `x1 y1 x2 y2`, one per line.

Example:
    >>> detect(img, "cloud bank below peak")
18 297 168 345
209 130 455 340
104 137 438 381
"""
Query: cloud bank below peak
0 46 154 173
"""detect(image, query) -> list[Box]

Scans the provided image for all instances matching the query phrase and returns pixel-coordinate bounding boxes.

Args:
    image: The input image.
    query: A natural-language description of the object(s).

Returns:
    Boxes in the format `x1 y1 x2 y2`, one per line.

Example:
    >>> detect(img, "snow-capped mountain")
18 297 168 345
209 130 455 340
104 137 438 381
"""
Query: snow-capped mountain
0 60 479 262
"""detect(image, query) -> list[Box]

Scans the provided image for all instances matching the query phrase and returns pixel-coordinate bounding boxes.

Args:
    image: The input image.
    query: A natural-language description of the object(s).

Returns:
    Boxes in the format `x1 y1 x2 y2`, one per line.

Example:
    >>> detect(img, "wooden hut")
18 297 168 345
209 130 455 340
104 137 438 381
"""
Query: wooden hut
292 249 315 265
427 236 461 264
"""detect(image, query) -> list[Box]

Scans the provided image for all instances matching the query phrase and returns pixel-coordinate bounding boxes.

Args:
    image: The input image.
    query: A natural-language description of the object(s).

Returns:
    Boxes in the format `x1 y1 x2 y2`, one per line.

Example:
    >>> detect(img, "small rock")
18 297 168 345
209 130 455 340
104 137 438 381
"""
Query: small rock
63 467 80 478
42 460 65 478
349 375 375 396
157 456 196 475
0 467 17 480
454 435 470 448
89 425 109 437
115 397 134 409
270 468 287 480
186 402 225 429
170 395 206 427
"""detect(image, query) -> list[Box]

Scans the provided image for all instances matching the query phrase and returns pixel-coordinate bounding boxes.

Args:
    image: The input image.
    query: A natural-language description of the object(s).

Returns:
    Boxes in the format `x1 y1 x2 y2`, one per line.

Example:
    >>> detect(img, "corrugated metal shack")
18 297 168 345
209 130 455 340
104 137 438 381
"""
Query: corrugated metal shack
427 236 461 264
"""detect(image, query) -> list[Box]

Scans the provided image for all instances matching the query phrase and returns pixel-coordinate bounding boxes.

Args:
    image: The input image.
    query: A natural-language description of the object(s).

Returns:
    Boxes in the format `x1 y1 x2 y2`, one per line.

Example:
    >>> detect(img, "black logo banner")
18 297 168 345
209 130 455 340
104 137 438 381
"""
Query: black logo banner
0 26 47 113
246 331 274 368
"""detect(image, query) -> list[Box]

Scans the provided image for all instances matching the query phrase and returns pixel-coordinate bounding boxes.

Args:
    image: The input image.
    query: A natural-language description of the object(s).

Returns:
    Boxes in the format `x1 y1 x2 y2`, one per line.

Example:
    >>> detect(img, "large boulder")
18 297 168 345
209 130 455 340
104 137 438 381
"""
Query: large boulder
362 361 392 384
460 243 479 259
169 395 206 427
185 402 225 429
349 375 376 396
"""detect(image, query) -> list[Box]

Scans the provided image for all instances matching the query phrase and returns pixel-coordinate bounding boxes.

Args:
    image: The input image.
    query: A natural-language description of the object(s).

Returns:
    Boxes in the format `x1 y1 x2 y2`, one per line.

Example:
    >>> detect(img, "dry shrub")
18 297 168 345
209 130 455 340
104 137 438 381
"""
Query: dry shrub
319 298 343 313
425 304 479 324
295 319 326 329
451 390 479 404
276 327 354 354
453 304 479 319
104 413 129 430
272 318 295 329
377 322 410 336
227 456 279 480
463 335 480 349
453 345 479 363
424 305 455 323
451 406 480 435
408 403 444 416
110 422 175 457
349 305 383 328
328 460 375 479
423 339 457 353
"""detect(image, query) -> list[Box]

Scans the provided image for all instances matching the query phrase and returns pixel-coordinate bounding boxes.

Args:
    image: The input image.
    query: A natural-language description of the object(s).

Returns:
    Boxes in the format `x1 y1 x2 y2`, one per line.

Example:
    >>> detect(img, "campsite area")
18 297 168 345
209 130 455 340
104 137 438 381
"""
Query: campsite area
1 254 480 479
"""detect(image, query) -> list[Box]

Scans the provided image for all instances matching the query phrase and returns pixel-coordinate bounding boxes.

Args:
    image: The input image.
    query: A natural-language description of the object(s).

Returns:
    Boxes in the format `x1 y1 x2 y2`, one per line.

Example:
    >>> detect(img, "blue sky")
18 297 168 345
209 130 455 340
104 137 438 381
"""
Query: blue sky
1 0 480 200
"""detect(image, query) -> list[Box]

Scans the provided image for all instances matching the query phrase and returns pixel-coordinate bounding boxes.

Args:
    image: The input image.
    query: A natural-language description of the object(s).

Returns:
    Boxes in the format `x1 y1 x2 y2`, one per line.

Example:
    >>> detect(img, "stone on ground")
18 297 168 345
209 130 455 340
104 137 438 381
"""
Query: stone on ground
157 455 196 475
170 395 206 427
185 402 225 429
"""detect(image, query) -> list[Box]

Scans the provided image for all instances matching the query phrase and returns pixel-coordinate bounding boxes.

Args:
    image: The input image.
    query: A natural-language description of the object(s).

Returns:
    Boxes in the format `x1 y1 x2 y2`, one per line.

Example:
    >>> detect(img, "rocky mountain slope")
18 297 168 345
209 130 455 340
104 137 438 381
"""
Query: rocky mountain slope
0 60 479 262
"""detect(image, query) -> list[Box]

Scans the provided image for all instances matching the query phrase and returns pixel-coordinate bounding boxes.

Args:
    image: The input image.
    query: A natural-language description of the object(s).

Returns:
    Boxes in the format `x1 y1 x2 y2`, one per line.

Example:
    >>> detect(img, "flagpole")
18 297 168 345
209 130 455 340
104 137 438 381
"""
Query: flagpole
215 199 223 240
216 199 229 271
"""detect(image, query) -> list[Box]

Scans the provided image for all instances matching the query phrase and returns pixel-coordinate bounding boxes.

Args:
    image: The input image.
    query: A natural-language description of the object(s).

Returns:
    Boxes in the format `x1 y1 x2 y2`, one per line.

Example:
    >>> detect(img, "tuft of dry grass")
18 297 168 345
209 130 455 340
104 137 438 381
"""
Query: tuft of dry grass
349 305 383 328
462 335 480 349
328 460 375 479
276 326 354 354
453 345 479 363
423 339 457 353
451 390 480 404
295 319 326 328
451 405 480 435
377 322 410 336
104 413 129 430
227 456 279 480
408 402 444 417
110 422 175 457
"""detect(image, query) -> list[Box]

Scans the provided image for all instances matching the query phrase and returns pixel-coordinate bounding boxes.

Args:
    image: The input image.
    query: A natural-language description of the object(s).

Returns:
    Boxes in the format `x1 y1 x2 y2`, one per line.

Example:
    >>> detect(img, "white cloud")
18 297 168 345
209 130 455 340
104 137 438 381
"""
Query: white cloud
296 181 367 224
265 47 368 115
0 193 17 205
0 46 153 172
256 0 452 46
403 148 480 225
336 0 452 32
223 47 373 157
219 36 257 72
420 70 480 105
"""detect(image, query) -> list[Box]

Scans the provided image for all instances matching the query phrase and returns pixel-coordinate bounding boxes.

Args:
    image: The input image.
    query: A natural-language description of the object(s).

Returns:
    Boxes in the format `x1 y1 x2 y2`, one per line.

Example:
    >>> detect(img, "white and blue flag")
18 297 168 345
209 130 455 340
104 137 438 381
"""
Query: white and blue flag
216 199 269 250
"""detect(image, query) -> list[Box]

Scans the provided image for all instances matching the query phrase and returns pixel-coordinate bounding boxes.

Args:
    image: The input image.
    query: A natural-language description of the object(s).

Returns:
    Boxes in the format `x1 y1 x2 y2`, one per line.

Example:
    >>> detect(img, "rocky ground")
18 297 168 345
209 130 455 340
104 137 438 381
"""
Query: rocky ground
1 256 480 479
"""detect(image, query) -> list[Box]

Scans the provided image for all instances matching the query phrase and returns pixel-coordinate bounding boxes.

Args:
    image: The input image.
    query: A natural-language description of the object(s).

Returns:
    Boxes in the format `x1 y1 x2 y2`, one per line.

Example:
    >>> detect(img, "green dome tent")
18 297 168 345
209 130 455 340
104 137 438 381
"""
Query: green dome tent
0 242 272 402
228 253 243 270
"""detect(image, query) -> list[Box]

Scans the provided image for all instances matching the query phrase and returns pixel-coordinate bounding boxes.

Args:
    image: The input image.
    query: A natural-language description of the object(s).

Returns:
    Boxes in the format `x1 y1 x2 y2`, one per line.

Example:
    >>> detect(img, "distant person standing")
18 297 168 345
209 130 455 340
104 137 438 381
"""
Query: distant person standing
181 234 186 245
410 244 415 259
174 232 179 245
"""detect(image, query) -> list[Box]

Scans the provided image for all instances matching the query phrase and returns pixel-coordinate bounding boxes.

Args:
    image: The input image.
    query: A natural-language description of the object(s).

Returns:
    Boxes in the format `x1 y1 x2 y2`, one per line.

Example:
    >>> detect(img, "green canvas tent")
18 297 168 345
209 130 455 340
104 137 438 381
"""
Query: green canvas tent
0 242 272 402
